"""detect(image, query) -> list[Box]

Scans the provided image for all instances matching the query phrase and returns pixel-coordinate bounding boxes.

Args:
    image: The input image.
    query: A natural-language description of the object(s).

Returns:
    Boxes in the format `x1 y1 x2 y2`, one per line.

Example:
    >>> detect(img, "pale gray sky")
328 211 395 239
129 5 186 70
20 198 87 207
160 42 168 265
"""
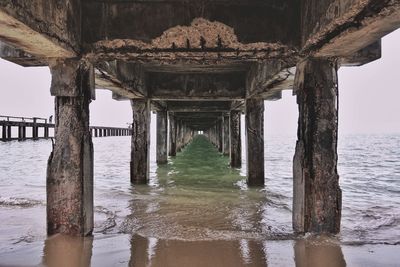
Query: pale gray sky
0 29 399 134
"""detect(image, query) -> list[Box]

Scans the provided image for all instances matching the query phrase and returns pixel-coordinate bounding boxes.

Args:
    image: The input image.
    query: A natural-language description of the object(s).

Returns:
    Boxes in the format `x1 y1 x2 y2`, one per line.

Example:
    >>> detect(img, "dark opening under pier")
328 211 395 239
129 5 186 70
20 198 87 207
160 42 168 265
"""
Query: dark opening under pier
0 0 399 242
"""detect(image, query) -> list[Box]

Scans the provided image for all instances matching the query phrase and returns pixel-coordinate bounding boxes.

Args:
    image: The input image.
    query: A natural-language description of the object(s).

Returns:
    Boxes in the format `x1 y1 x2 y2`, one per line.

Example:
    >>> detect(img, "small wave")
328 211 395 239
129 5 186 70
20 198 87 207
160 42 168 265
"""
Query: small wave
0 196 43 208
342 240 400 246
360 215 400 231
94 206 117 234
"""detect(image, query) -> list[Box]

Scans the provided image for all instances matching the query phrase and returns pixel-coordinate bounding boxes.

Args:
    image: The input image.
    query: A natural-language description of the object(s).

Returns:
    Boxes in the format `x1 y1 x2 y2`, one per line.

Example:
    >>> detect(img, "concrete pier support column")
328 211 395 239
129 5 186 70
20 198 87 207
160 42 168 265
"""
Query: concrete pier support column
246 99 265 186
169 114 177 156
293 58 341 234
47 59 94 236
218 119 223 153
156 110 168 164
130 99 151 184
230 110 241 168
177 120 182 152
223 115 230 155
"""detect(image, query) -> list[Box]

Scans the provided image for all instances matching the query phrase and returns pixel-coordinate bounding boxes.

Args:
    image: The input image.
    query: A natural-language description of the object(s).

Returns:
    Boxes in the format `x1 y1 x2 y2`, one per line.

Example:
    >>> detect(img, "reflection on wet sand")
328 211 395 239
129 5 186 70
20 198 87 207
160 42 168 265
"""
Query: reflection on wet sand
42 234 93 267
129 235 267 267
294 237 346 267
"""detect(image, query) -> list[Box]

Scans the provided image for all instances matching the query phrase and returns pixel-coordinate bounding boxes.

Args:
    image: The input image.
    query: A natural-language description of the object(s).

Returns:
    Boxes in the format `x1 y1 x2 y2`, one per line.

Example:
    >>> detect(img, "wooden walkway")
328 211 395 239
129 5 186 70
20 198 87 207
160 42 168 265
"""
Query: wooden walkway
0 115 132 141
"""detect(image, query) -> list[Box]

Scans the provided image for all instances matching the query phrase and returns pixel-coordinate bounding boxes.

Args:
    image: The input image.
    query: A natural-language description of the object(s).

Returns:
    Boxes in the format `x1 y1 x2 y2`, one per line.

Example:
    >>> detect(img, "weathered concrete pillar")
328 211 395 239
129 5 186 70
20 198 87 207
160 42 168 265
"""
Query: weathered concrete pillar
130 99 150 184
47 59 94 236
177 120 182 152
293 58 341 234
169 114 177 156
156 110 168 164
230 110 242 168
223 115 230 155
246 99 265 186
218 119 223 153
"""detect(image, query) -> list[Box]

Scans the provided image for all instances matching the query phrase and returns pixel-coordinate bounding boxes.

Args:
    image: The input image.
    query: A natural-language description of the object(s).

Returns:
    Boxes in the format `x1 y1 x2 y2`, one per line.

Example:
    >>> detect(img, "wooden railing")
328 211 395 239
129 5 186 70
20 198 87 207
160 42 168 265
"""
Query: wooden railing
0 115 132 141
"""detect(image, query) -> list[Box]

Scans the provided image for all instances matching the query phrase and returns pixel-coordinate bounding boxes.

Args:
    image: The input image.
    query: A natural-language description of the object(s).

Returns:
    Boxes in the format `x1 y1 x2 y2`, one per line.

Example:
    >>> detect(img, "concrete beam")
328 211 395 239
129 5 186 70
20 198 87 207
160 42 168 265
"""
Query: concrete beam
0 42 46 66
166 101 234 113
95 61 145 99
302 0 400 57
246 61 295 100
82 1 300 46
340 40 382 67
148 72 246 100
0 1 79 59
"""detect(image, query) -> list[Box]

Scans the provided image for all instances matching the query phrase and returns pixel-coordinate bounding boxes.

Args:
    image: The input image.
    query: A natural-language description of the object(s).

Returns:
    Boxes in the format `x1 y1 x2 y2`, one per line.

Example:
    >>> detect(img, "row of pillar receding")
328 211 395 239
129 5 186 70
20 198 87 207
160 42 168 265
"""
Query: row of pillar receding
91 128 131 137
46 57 341 237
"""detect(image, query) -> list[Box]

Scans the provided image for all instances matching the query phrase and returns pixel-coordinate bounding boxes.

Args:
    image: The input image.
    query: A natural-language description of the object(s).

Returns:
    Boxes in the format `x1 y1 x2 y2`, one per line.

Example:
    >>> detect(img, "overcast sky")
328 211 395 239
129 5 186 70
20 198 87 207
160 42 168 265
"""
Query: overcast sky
0 29 399 135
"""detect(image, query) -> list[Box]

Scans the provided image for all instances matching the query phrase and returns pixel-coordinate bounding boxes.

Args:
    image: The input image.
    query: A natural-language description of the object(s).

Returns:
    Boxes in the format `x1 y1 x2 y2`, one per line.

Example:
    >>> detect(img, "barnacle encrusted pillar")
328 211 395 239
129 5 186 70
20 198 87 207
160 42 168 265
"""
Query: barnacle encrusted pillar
47 59 94 236
246 98 265 186
293 58 341 234
156 110 168 164
130 99 151 184
169 113 177 157
230 110 241 168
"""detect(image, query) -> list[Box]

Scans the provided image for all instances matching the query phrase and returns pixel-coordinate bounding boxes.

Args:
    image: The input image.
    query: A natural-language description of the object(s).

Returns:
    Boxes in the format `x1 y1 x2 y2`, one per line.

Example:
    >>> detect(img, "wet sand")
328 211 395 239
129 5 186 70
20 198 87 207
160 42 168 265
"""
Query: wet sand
1 233 400 267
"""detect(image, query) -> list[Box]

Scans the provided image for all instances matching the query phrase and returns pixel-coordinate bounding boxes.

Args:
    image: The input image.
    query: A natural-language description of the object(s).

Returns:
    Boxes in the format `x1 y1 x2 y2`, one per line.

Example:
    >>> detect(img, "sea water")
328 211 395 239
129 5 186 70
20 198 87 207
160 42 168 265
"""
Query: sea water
0 133 399 266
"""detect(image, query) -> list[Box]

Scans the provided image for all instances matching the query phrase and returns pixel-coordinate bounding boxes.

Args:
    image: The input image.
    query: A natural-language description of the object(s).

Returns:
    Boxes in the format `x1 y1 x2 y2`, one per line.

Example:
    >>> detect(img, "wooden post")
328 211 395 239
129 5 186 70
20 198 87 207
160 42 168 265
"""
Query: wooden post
18 126 23 140
169 114 177 156
1 125 6 141
47 59 94 236
245 99 265 186
7 125 12 140
44 126 49 138
22 126 26 140
32 118 38 140
156 110 168 164
293 58 341 234
130 99 150 184
230 110 241 168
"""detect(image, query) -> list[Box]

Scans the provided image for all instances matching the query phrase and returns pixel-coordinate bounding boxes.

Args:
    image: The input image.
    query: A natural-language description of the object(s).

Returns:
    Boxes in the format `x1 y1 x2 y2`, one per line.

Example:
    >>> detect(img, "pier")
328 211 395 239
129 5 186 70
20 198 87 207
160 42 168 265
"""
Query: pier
0 115 131 141
0 0 399 238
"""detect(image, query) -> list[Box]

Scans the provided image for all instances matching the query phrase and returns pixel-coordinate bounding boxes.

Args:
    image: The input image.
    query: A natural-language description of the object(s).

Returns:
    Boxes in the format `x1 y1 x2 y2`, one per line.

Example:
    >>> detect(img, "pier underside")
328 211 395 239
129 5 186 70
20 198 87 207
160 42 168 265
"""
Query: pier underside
0 0 399 236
